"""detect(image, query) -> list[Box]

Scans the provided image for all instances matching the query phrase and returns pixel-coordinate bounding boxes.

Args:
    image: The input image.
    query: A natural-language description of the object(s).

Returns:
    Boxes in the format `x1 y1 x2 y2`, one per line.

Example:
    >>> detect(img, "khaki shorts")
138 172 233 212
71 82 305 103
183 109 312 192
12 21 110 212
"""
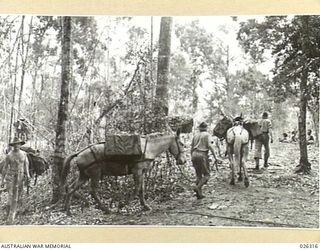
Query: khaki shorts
191 150 210 177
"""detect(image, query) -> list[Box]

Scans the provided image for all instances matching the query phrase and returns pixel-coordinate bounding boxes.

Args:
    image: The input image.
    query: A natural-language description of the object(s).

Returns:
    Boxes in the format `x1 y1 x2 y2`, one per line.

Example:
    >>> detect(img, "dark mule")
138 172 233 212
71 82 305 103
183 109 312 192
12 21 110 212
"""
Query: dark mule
213 114 262 187
60 130 186 215
0 147 48 178
20 146 49 186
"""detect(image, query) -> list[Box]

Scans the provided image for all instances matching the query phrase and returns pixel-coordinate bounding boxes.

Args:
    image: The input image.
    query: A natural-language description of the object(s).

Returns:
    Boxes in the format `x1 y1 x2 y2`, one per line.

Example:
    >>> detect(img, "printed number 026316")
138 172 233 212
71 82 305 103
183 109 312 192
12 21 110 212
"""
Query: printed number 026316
300 244 319 249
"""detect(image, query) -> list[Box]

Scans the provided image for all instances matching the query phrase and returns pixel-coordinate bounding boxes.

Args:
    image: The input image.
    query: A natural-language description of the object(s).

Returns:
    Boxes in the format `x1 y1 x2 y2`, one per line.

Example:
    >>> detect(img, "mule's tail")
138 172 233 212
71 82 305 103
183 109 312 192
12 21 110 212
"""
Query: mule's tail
233 136 243 170
60 153 78 187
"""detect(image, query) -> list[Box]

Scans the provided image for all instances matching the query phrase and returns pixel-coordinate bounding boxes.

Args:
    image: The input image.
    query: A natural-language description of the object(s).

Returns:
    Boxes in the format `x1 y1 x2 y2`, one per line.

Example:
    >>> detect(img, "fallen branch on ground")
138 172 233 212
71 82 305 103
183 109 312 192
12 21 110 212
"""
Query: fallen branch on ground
171 210 304 228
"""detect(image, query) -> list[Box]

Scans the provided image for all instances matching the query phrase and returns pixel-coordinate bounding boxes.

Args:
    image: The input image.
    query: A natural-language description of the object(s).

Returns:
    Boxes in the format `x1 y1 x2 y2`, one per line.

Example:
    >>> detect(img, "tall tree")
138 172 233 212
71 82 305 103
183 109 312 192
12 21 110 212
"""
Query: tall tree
175 20 216 114
52 17 72 203
154 17 172 131
238 15 320 173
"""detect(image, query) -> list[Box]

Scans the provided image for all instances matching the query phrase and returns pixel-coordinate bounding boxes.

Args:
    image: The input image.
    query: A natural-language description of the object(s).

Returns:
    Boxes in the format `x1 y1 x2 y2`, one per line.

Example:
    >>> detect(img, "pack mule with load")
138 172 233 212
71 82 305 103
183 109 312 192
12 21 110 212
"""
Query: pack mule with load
60 129 186 215
213 113 262 187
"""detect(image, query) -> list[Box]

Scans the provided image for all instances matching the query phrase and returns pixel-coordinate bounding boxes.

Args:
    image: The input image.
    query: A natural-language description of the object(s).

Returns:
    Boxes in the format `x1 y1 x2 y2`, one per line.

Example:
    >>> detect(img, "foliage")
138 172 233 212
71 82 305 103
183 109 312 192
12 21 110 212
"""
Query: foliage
0 140 318 226
238 15 320 171
174 20 217 114
238 16 320 104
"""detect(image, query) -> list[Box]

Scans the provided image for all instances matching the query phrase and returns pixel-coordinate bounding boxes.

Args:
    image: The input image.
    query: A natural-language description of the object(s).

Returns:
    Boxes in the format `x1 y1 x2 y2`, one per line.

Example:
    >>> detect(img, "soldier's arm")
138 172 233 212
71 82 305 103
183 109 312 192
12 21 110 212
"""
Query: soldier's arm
1 157 9 185
269 120 273 142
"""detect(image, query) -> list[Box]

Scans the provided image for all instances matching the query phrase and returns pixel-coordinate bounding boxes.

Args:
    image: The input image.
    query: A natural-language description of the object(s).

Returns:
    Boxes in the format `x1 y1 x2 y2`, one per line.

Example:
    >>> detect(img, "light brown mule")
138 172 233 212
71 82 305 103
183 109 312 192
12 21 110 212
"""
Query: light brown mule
214 115 252 187
60 130 186 215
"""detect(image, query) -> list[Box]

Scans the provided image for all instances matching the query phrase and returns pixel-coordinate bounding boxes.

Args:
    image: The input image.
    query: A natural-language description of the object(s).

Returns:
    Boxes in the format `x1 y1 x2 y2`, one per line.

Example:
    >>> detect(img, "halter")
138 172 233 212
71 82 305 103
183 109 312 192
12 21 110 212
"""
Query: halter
173 136 184 161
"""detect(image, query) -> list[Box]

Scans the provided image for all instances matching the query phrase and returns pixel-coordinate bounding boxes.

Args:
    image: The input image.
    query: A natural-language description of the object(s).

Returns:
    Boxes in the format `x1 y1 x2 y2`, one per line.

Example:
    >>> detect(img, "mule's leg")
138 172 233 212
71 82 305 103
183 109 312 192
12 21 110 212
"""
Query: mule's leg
242 145 250 187
132 162 151 211
138 171 150 211
238 153 243 182
233 152 241 185
72 191 90 208
65 176 86 216
254 139 262 170
228 146 235 185
89 174 110 214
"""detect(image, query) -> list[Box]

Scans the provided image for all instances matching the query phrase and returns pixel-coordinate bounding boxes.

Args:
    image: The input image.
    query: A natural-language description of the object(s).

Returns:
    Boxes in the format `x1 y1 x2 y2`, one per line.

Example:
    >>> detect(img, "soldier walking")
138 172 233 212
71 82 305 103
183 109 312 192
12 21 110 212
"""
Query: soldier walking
191 122 217 199
1 138 30 224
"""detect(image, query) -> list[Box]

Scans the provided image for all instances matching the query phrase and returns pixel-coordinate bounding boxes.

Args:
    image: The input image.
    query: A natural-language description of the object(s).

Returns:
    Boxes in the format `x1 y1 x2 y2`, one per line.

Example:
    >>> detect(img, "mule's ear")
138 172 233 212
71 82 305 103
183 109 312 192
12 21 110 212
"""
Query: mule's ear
176 128 181 137
240 112 243 118
165 121 174 133
220 108 226 117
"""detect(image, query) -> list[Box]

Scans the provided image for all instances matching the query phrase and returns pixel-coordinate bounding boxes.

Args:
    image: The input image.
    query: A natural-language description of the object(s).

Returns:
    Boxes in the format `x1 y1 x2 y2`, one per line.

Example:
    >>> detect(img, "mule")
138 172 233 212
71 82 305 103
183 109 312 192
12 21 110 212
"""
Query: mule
20 146 49 185
213 114 262 187
60 129 186 215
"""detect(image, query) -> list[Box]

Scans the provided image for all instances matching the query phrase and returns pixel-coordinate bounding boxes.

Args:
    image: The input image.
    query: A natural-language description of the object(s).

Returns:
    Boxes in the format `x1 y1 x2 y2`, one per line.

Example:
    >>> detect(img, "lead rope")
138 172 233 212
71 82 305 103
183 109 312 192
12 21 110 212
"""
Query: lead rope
166 152 193 183
175 137 194 182
166 138 193 183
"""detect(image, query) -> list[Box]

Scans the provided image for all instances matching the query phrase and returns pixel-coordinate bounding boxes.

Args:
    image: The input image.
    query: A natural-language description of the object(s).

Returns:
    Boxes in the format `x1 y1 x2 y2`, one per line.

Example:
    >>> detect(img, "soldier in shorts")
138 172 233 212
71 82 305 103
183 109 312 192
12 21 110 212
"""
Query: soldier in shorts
1 138 30 224
254 112 273 169
191 122 216 199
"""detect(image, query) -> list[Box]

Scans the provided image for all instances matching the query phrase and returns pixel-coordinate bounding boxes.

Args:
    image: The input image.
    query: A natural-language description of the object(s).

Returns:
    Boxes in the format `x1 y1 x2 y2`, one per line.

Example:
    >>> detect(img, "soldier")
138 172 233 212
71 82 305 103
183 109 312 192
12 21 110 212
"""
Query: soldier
254 112 273 169
1 138 30 224
191 122 216 199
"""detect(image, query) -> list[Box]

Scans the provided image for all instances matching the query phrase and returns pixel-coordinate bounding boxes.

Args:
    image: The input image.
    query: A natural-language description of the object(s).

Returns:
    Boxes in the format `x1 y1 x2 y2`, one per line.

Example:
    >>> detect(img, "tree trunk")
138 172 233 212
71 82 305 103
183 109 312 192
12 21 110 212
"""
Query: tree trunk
10 28 22 141
154 17 172 131
308 107 319 147
191 72 198 114
51 17 72 203
295 68 311 173
18 16 26 115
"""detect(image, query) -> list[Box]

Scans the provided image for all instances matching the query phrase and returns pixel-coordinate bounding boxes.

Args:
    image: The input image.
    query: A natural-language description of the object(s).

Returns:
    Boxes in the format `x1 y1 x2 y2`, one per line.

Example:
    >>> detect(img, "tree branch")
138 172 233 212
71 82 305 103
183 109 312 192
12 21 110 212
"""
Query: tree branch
94 60 142 125
171 210 304 228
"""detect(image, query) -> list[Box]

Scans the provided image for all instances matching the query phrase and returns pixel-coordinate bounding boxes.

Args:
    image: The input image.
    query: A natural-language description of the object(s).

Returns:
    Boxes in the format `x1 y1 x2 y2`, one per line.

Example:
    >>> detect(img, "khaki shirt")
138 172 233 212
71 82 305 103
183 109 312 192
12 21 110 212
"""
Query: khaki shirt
259 118 272 133
191 131 215 153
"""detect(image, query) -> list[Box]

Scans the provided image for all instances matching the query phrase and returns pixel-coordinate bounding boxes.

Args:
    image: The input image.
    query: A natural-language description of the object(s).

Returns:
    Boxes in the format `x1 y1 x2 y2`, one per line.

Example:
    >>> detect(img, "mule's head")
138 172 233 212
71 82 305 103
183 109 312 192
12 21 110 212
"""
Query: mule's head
213 115 233 139
233 113 244 125
169 128 187 165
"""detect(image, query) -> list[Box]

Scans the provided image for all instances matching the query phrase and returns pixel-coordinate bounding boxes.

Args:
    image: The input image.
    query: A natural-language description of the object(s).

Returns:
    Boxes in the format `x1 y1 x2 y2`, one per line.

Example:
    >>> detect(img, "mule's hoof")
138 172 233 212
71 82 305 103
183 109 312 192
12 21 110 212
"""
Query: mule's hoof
103 209 111 214
238 176 243 182
244 179 250 188
192 186 202 199
230 179 235 185
197 194 205 200
142 205 152 211
100 206 111 214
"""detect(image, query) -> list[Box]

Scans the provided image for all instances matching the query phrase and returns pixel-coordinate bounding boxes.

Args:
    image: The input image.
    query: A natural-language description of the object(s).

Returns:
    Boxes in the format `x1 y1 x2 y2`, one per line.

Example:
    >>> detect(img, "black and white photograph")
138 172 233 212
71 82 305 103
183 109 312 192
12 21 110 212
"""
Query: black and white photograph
0 14 318 230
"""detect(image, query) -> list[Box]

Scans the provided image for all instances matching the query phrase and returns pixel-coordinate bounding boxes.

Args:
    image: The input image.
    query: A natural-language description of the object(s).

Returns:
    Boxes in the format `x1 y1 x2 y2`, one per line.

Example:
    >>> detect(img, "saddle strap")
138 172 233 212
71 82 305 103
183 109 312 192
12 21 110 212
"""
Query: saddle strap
228 127 249 145
143 137 148 155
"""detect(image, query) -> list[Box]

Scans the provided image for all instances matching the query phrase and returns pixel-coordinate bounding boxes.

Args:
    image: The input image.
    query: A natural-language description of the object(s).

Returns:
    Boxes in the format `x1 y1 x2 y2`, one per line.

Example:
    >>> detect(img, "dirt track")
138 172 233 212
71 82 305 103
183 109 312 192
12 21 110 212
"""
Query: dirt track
0 142 319 228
